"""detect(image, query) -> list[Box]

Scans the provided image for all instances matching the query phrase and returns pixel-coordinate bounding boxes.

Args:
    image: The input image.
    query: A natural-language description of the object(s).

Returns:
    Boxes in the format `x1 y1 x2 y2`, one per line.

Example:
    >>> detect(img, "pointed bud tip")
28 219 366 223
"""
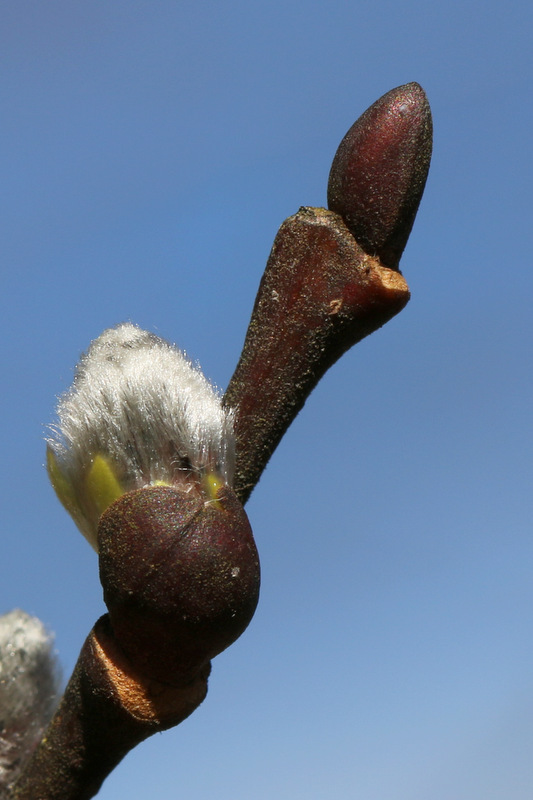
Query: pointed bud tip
327 82 432 269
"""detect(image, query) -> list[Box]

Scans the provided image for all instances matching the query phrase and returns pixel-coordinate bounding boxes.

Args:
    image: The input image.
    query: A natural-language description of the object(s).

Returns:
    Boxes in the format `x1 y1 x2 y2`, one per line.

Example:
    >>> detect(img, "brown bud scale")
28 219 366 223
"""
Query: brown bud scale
98 485 260 685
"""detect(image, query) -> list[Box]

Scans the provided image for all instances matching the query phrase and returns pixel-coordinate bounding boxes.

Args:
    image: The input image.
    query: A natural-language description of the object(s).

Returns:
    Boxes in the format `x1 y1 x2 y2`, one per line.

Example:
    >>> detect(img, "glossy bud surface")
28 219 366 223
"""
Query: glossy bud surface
98 485 260 684
328 82 432 270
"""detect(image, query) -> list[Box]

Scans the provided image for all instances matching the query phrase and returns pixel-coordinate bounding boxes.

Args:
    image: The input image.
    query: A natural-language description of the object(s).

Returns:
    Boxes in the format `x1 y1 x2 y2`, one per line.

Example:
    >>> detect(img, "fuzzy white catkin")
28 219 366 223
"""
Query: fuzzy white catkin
0 609 61 793
47 323 235 547
49 323 235 483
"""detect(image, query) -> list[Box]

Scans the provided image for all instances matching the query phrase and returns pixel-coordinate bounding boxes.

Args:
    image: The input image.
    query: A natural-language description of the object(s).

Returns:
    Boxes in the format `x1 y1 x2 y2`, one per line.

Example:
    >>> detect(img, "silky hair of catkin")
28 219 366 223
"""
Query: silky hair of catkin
48 323 235 484
0 609 61 794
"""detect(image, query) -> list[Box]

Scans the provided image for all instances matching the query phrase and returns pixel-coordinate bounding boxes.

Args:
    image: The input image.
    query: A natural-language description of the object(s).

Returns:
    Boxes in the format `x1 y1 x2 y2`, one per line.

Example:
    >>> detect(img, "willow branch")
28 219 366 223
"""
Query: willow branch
9 82 432 800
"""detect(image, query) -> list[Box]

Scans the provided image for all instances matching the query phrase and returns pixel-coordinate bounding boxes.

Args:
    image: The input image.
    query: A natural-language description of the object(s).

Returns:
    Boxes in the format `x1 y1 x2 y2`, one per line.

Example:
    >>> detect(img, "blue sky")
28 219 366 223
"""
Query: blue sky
1 2 533 798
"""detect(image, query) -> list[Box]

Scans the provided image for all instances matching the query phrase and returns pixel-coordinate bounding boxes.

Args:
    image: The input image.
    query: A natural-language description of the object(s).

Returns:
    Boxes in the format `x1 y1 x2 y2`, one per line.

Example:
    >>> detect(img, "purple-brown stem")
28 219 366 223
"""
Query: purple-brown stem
224 207 410 505
11 615 210 800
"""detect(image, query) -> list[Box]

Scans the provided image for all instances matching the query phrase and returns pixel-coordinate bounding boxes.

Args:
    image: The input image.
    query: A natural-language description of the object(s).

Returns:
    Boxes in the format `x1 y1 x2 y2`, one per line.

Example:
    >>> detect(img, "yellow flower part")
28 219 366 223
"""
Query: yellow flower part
203 472 224 508
46 448 82 521
85 455 125 517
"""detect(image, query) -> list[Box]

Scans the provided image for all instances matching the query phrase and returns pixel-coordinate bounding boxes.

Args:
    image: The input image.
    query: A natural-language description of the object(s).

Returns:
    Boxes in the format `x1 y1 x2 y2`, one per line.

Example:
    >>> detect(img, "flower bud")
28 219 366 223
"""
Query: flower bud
98 485 260 684
47 323 235 550
327 82 432 270
46 322 260 684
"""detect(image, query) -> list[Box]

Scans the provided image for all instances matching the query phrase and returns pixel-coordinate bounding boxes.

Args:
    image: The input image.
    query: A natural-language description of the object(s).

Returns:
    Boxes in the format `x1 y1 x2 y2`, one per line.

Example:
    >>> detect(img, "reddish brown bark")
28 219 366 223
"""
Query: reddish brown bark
224 207 410 504
11 616 210 800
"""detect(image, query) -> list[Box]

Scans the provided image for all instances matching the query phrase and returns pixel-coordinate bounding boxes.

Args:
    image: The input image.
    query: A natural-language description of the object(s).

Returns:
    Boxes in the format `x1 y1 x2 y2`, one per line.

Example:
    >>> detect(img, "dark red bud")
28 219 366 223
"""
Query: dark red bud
97 485 260 685
327 82 432 270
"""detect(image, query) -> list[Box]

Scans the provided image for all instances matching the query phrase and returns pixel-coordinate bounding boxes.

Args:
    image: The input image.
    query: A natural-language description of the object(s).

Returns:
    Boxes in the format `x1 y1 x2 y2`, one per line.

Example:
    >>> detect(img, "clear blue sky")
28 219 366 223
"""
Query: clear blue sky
1 2 532 798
